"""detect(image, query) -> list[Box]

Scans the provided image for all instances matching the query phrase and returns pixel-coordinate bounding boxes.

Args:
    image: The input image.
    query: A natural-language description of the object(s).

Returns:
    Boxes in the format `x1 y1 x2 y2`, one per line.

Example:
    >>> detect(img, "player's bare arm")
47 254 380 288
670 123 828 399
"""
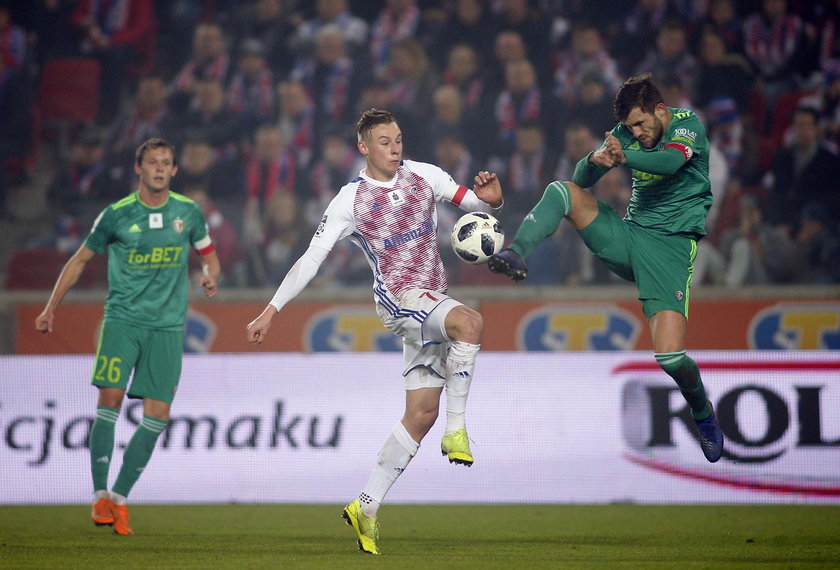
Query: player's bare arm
472 170 503 207
246 304 277 345
35 245 97 333
198 250 221 298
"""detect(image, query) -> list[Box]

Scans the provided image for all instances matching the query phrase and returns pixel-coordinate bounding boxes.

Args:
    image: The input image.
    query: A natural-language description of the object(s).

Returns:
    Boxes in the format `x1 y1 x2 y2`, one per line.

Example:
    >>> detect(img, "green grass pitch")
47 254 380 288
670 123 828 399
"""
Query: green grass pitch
1 504 838 569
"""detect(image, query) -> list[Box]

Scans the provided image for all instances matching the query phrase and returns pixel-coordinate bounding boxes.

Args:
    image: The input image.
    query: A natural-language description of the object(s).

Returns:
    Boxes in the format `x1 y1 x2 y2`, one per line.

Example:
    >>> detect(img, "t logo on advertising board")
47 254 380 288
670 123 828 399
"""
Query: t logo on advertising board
305 306 401 352
184 309 216 353
615 358 840 498
749 303 840 349
518 305 641 350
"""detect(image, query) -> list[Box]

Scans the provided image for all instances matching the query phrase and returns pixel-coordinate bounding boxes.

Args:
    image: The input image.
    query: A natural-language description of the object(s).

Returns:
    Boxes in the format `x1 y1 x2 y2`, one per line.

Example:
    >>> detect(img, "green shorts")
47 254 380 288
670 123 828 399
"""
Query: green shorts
577 200 697 319
91 319 184 403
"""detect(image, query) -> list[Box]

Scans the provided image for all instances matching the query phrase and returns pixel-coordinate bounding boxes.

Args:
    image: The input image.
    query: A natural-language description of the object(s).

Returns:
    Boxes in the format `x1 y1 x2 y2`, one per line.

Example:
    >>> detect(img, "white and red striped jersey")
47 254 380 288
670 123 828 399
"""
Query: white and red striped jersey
313 160 495 305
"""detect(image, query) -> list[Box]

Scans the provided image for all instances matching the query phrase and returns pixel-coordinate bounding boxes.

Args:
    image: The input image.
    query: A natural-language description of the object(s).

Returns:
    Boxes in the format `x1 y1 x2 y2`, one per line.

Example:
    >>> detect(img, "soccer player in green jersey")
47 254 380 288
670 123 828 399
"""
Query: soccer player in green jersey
488 74 724 463
35 138 221 534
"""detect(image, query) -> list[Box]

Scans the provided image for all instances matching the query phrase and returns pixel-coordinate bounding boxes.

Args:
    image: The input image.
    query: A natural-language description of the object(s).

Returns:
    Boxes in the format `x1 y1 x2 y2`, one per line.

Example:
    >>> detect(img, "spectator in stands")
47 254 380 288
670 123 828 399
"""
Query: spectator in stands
789 201 840 283
369 0 421 78
694 27 754 116
233 0 296 78
306 125 364 225
0 6 27 77
714 194 794 286
0 38 32 219
433 0 498 68
612 0 686 73
169 22 232 114
768 106 840 235
256 192 311 286
699 0 744 57
174 137 243 227
291 24 370 146
423 84 485 162
557 71 616 140
242 124 298 248
492 58 552 157
290 0 368 60
274 78 315 169
226 38 276 134
108 73 171 167
552 22 622 107
30 0 78 66
440 43 490 120
742 0 810 113
635 19 698 96
46 128 125 236
553 121 600 181
181 184 243 285
165 79 241 152
380 39 438 147
486 29 528 94
71 0 157 125
492 120 557 221
494 0 552 86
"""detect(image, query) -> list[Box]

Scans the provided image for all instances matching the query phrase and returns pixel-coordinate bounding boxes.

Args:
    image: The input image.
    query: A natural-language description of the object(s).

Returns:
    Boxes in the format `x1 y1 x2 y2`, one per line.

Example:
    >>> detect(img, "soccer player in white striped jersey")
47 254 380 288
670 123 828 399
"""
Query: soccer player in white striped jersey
246 108 503 554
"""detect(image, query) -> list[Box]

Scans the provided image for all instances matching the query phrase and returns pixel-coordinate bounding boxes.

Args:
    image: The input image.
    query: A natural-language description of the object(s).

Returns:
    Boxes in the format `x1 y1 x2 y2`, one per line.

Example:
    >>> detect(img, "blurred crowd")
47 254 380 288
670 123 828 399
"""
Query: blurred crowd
0 0 838 289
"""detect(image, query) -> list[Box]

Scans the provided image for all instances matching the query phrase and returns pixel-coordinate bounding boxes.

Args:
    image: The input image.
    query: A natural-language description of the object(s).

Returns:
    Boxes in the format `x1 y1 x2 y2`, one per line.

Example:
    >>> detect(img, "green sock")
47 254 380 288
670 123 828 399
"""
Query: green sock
112 415 168 498
655 351 711 419
90 406 119 492
510 181 572 258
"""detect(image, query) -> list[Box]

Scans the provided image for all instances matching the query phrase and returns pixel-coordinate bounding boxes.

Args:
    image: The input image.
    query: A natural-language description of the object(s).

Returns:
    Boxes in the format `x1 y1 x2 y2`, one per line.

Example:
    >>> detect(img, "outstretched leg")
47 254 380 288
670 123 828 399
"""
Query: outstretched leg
489 181 598 280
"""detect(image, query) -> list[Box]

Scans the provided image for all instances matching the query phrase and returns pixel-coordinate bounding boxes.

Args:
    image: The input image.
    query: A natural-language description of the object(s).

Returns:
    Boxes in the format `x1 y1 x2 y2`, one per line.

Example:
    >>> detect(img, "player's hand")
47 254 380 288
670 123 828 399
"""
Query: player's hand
473 170 503 208
35 310 54 334
199 275 218 298
589 147 615 168
604 133 626 164
246 305 276 345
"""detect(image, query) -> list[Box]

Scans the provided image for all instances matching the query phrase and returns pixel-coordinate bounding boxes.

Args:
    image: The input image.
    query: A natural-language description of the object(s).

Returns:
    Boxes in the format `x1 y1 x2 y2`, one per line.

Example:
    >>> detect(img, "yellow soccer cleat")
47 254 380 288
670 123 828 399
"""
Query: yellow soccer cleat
341 499 380 555
91 498 115 526
441 429 474 466
110 503 134 536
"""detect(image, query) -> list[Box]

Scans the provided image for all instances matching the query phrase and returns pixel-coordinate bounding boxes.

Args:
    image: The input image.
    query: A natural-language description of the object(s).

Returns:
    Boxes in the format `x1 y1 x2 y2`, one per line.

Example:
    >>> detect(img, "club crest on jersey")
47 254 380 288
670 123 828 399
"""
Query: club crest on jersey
410 186 417 195
149 213 163 229
388 190 405 206
315 215 327 237
676 290 684 301
172 218 185 233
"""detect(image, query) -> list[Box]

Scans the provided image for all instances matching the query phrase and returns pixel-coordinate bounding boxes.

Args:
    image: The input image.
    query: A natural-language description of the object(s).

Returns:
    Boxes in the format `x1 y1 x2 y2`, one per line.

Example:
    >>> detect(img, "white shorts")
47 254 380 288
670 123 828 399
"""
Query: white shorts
375 288 462 386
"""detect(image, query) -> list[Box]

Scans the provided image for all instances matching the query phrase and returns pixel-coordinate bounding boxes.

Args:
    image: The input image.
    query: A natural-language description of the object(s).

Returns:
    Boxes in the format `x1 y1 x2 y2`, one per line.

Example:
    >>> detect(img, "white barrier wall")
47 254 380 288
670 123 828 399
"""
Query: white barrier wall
1 352 838 505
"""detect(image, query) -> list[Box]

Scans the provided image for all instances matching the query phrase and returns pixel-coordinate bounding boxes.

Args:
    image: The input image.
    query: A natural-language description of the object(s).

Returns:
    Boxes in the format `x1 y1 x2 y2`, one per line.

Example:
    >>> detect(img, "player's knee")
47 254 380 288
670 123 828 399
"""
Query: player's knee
406 406 439 433
448 306 483 343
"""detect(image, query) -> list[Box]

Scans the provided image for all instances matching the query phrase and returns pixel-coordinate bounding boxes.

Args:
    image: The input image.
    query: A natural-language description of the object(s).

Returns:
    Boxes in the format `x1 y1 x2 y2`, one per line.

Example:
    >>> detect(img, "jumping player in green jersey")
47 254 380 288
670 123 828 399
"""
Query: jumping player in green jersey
35 138 221 535
488 74 724 463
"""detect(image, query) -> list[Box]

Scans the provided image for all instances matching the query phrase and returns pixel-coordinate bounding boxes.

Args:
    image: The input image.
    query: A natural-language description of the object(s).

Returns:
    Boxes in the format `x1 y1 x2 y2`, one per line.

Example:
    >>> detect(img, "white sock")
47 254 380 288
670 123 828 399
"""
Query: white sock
110 492 127 505
94 490 109 501
444 341 479 435
360 422 419 519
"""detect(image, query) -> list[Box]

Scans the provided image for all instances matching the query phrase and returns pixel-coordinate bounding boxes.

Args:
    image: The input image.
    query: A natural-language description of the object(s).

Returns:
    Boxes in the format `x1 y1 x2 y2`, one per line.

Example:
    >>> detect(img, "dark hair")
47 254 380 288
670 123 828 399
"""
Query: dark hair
135 138 177 167
613 73 664 123
356 108 398 142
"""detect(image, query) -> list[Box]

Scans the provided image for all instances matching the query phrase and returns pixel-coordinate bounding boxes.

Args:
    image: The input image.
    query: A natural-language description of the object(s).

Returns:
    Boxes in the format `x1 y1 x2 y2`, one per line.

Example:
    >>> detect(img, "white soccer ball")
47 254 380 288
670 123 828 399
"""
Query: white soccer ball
450 212 504 264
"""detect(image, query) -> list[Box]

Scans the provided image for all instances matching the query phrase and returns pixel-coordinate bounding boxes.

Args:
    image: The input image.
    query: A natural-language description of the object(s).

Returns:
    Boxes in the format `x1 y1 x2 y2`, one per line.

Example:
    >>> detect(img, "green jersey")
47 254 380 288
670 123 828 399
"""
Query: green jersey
576 107 712 239
84 191 212 330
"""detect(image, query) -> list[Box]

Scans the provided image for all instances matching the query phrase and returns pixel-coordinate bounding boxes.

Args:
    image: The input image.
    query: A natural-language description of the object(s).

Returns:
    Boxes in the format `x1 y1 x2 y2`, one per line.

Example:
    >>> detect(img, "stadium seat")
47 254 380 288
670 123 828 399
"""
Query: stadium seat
36 57 101 160
4 247 70 290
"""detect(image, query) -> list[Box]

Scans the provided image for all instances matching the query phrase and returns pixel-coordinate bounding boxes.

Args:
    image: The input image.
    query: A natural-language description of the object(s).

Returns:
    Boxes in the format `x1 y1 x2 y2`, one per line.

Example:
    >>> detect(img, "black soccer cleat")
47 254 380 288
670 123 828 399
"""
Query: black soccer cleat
694 403 724 463
487 248 528 281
